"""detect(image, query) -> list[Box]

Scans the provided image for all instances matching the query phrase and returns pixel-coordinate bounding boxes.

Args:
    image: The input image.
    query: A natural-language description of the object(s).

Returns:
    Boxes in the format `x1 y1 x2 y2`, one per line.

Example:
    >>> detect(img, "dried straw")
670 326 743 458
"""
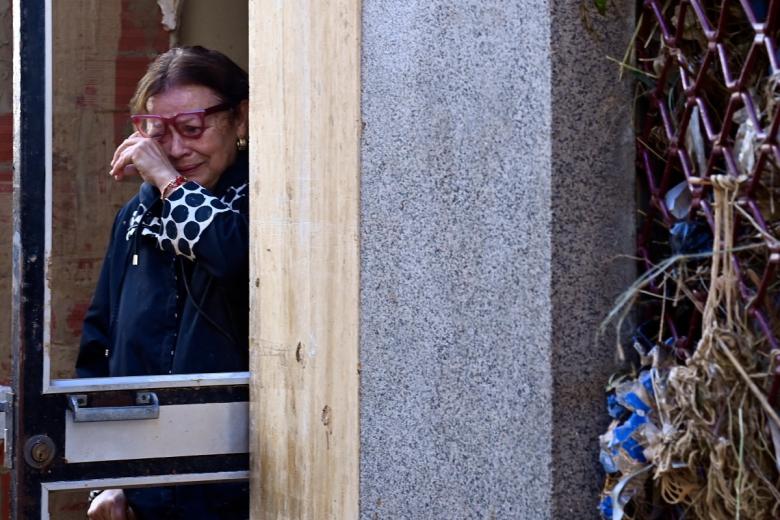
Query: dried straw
645 176 780 519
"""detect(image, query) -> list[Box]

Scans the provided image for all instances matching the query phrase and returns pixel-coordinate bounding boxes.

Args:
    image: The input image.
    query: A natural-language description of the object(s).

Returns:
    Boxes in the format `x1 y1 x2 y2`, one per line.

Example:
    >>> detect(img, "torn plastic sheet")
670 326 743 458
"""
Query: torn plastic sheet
600 420 645 476
632 325 681 362
608 465 653 520
601 413 651 472
156 0 183 31
599 366 675 518
598 465 653 520
734 107 759 176
640 343 674 371
685 105 707 176
664 181 692 220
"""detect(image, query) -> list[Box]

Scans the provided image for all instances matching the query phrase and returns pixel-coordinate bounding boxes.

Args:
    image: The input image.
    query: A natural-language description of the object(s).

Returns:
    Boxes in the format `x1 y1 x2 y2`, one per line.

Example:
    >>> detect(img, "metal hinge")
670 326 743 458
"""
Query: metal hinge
0 387 14 472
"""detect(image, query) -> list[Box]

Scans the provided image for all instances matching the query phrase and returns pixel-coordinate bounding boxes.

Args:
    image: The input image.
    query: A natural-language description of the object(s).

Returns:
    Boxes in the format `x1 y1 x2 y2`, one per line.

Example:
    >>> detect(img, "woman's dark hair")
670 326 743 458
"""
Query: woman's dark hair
129 46 248 114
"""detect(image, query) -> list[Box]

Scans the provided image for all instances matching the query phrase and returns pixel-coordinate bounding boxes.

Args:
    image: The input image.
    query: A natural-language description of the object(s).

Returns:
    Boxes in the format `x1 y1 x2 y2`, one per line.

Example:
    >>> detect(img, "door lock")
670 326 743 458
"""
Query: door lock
23 434 55 469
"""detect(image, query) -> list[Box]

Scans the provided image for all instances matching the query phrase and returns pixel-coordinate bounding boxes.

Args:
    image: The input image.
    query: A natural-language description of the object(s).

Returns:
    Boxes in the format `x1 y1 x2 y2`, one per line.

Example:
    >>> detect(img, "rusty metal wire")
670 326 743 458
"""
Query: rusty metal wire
635 0 780 402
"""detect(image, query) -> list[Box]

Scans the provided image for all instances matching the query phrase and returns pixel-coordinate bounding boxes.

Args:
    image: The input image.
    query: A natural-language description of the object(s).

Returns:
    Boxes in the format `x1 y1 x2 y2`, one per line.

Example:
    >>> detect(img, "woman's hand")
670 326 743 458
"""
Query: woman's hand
109 132 178 193
87 489 136 520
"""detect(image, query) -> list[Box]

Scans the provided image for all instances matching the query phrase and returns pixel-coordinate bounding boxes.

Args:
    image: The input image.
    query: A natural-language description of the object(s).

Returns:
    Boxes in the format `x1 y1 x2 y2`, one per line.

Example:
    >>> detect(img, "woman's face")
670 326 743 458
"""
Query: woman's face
145 84 248 190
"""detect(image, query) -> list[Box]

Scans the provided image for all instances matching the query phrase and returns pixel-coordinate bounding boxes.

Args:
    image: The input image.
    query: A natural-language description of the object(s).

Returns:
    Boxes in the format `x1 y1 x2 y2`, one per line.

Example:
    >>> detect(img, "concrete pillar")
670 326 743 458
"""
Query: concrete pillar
359 1 635 517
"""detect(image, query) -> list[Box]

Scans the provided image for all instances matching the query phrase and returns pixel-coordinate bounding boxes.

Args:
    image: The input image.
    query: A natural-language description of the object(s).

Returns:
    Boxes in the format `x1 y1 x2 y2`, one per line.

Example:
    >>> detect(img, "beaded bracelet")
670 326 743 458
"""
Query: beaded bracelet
161 175 187 199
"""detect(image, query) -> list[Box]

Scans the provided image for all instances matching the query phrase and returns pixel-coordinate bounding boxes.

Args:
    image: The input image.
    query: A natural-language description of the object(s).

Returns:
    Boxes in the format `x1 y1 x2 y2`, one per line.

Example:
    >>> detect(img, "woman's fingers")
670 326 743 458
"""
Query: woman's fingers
110 132 141 168
109 135 177 189
110 133 146 180
109 142 138 180
122 164 140 179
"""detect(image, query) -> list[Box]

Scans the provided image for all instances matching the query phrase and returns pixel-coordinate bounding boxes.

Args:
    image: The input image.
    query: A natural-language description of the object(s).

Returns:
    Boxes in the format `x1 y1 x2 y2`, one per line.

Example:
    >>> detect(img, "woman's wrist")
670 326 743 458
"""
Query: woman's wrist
156 171 179 192
161 175 187 199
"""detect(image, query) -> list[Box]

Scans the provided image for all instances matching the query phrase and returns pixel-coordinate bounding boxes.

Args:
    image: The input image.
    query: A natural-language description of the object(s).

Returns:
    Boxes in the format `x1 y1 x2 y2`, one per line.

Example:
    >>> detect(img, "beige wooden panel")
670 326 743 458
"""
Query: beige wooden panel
248 0 360 518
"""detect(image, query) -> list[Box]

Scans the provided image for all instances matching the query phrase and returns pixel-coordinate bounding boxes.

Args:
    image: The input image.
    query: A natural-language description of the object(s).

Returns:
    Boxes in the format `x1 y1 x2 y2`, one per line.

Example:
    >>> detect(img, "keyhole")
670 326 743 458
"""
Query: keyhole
23 434 56 469
31 441 49 463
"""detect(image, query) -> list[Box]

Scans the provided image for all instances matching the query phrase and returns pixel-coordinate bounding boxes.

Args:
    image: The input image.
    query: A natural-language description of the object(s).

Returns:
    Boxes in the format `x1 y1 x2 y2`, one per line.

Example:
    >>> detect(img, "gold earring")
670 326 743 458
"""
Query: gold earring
236 137 248 151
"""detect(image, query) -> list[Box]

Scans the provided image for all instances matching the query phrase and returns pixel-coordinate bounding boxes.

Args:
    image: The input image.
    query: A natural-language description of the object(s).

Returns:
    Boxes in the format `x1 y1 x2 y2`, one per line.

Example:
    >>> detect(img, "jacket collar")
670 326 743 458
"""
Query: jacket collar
213 150 249 197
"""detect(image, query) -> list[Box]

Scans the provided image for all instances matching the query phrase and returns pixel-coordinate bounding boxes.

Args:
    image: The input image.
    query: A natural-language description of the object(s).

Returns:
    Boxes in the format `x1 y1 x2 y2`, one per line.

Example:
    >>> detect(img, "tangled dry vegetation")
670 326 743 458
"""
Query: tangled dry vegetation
599 2 780 519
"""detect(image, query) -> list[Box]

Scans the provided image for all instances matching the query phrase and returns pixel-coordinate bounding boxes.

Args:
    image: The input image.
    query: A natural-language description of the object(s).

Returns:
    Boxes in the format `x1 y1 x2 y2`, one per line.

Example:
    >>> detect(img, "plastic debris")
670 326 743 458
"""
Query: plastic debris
615 371 654 414
599 371 663 518
669 220 711 256
631 321 662 358
598 495 614 519
733 107 759 176
608 466 653 520
603 3 780 517
600 371 658 477
685 105 708 176
664 181 692 220
607 394 627 419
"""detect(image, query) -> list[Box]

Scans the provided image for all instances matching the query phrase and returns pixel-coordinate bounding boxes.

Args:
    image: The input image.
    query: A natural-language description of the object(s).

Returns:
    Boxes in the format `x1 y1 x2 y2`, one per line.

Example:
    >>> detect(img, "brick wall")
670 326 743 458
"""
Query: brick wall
48 0 167 378
0 0 167 383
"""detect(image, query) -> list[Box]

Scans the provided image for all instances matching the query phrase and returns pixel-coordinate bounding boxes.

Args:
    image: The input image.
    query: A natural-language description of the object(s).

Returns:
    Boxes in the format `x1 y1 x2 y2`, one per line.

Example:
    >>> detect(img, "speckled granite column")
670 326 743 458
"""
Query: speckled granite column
360 1 635 518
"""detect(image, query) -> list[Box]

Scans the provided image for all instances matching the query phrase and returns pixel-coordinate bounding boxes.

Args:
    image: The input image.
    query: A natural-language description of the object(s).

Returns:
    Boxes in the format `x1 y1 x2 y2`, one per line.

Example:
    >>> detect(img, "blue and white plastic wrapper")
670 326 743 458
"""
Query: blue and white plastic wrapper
600 371 661 475
598 495 614 519
600 420 647 475
614 371 654 416
607 394 627 419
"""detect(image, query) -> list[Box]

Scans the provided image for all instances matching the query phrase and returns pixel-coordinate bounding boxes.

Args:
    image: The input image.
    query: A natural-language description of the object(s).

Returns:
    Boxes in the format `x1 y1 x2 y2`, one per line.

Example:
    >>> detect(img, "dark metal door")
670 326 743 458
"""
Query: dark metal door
11 2 249 517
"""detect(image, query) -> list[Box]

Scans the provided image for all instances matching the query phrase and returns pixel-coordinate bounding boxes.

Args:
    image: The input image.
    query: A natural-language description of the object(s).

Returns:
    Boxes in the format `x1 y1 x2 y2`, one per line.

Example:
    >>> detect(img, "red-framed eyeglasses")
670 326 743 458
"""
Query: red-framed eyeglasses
130 102 234 139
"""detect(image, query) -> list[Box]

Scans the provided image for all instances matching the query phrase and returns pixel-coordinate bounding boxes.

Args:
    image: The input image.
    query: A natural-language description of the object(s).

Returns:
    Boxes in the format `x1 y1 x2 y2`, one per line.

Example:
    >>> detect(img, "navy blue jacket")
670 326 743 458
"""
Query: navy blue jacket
76 152 250 519
76 151 249 378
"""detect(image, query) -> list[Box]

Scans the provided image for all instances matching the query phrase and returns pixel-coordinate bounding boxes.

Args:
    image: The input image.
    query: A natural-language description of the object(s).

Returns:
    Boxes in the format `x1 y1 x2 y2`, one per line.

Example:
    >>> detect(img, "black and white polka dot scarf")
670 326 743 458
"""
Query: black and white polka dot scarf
125 181 247 261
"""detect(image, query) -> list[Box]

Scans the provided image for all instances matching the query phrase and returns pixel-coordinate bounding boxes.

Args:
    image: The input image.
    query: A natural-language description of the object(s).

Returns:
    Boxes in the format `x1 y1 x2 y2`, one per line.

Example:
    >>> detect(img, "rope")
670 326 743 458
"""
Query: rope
647 175 780 519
